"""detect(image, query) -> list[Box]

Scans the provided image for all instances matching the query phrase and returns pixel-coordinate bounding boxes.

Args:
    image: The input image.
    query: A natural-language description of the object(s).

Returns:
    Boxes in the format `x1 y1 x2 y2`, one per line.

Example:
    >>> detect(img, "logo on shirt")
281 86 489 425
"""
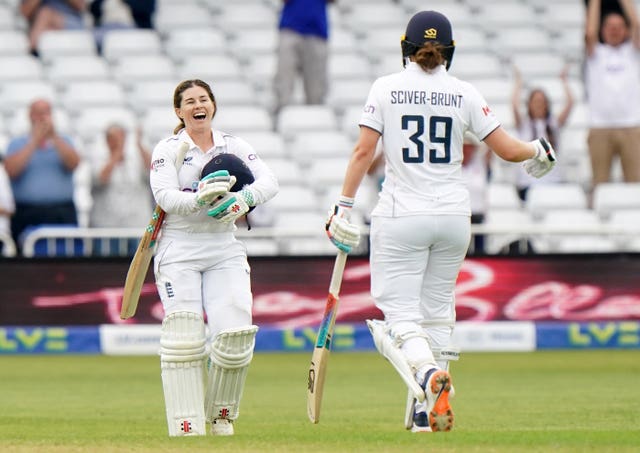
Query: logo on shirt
165 282 174 298
151 158 165 171
482 106 492 116
364 104 375 114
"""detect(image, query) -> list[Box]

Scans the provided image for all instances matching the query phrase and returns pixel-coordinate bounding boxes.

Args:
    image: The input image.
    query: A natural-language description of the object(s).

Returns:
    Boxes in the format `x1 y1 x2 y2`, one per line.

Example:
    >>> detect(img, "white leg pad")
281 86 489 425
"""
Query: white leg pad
160 311 207 436
366 319 426 402
205 325 259 422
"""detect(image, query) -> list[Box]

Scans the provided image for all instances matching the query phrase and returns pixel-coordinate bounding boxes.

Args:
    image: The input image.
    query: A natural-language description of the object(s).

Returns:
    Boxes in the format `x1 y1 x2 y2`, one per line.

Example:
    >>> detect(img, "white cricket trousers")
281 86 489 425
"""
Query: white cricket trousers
154 230 252 338
369 215 470 336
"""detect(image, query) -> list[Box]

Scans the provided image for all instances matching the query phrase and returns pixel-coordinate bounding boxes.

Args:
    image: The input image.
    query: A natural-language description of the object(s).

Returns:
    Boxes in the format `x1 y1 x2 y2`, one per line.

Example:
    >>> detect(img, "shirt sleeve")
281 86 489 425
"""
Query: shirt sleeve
465 83 501 140
358 78 384 134
150 138 200 215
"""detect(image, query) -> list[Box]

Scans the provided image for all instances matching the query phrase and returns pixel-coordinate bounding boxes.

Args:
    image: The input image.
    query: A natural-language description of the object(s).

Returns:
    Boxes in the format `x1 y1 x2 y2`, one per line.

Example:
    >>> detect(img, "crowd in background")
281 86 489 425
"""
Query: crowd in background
1 0 639 256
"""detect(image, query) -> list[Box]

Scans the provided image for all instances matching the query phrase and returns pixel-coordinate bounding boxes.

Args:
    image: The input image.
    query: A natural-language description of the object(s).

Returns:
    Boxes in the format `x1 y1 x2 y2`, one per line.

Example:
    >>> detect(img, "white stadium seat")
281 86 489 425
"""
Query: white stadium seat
277 105 338 138
101 29 162 62
0 55 43 82
36 30 97 62
525 183 588 220
592 183 640 220
45 55 111 86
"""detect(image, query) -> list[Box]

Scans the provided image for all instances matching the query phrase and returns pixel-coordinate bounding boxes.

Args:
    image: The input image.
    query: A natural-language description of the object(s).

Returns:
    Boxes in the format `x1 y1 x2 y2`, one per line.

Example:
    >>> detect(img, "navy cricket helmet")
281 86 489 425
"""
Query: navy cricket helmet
201 153 255 214
401 10 456 70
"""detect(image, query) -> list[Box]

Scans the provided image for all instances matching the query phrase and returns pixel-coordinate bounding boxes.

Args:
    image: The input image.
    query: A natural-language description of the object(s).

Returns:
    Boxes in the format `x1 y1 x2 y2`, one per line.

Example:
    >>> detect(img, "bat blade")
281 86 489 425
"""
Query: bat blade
307 251 348 423
120 206 164 319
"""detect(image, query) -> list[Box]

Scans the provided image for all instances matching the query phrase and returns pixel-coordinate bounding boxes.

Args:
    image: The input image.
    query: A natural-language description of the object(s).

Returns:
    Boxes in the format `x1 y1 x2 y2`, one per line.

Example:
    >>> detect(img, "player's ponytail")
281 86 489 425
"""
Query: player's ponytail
414 42 446 71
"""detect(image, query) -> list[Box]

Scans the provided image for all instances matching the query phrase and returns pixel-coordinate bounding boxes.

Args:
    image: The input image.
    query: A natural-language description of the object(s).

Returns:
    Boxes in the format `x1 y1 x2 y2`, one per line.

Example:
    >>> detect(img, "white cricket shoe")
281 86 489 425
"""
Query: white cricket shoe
211 418 234 436
423 368 454 432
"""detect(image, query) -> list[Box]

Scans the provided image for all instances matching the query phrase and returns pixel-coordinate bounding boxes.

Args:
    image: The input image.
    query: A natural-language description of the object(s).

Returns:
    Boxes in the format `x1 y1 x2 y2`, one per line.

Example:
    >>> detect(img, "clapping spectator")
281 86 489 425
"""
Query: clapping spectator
585 0 640 190
89 124 153 228
20 0 87 56
4 98 81 248
511 64 574 200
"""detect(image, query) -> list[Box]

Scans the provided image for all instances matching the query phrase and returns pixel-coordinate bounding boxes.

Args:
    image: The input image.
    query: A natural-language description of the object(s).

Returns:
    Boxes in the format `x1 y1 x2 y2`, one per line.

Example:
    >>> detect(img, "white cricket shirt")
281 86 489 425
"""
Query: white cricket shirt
360 62 500 217
150 128 278 234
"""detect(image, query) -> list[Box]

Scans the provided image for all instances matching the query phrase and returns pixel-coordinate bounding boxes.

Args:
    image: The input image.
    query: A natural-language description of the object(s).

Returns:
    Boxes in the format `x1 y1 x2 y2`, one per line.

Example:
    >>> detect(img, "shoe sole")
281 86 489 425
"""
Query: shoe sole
428 370 454 432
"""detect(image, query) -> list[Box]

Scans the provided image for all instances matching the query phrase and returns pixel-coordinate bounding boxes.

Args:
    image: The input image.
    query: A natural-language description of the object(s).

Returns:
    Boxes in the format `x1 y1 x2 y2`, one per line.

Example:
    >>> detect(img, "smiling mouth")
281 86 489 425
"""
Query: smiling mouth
193 113 207 120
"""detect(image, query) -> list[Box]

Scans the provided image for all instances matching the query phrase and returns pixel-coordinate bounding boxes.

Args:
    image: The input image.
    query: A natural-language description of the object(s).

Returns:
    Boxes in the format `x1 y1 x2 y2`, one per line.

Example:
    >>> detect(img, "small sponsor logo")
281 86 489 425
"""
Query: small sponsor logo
165 282 174 298
151 158 165 171
181 420 192 433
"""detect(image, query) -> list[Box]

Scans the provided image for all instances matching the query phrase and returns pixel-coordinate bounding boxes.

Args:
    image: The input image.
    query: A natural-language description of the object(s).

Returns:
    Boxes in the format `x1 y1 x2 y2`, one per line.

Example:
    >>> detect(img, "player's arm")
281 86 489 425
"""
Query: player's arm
341 125 380 199
484 127 556 178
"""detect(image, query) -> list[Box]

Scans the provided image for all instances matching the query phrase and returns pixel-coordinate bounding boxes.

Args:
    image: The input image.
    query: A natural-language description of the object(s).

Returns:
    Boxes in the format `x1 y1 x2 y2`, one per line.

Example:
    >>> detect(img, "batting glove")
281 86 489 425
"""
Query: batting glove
523 137 557 178
195 170 236 207
207 189 252 223
326 196 361 254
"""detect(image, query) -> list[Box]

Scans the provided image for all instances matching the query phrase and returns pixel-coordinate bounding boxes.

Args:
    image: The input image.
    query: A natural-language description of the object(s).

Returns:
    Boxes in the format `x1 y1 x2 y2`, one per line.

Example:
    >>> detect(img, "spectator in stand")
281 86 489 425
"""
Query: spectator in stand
3 98 80 248
89 0 155 29
0 157 15 254
273 0 334 114
89 124 153 228
585 0 640 190
20 0 87 56
511 64 574 200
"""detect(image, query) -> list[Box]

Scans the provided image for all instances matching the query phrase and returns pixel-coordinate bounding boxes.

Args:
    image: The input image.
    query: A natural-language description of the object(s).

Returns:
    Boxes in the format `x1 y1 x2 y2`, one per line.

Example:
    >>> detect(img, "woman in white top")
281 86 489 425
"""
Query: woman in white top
149 79 278 437
325 10 557 433
511 65 574 200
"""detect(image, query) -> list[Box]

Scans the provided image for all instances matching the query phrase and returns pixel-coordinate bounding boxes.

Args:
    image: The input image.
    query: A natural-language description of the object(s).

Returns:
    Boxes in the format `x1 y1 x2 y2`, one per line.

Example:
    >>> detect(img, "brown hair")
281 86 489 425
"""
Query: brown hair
527 88 556 149
173 79 217 134
414 42 446 71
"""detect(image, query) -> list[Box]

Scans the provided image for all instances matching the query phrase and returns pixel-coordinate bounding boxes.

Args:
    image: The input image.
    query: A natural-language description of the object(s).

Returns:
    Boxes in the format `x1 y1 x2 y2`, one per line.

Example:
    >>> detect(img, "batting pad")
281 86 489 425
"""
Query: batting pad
205 325 259 422
366 319 426 402
160 311 208 436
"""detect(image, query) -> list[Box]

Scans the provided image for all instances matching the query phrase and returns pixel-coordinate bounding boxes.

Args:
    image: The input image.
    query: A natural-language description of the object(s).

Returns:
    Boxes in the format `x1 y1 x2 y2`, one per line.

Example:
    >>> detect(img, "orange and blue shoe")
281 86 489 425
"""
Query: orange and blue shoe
414 368 454 432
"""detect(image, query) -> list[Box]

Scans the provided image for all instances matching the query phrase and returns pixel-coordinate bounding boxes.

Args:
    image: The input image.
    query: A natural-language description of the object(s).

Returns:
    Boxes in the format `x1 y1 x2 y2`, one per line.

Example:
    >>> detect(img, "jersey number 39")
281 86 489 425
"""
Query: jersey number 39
402 115 452 164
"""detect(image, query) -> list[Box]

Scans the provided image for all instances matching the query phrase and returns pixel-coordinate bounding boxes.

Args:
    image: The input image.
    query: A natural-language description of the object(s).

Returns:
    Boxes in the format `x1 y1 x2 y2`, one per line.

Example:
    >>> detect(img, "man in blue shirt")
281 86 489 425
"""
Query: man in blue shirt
4 98 81 248
273 0 334 114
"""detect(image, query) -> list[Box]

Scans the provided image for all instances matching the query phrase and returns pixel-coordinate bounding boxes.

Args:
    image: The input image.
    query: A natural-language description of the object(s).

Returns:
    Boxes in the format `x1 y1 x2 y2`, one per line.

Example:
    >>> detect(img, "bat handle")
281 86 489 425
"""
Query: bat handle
329 250 348 295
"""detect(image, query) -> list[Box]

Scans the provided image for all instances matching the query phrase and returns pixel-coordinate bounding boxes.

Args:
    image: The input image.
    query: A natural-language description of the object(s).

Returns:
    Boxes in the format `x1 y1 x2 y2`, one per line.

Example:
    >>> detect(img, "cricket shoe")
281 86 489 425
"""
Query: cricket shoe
422 368 454 432
211 418 234 436
411 411 433 433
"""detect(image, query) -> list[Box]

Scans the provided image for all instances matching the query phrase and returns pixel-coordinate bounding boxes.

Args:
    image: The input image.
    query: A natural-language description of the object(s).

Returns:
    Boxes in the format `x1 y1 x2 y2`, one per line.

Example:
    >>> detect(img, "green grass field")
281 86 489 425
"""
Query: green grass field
1 350 639 452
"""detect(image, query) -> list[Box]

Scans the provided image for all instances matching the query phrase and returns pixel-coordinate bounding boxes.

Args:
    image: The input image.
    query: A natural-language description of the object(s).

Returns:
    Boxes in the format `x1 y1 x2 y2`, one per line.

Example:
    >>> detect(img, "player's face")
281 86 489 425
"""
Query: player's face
601 13 629 46
175 86 216 133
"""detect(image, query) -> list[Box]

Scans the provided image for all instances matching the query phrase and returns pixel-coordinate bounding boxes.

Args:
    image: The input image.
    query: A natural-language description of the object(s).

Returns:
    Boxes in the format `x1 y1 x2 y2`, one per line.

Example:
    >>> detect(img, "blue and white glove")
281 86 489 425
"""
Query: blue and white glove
326 196 361 253
523 137 557 178
207 189 253 223
195 170 236 207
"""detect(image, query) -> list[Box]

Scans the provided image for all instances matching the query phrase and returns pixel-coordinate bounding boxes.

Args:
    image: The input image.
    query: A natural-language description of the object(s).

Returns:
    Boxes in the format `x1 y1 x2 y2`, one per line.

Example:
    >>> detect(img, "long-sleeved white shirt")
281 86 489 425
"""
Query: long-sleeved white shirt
150 128 279 234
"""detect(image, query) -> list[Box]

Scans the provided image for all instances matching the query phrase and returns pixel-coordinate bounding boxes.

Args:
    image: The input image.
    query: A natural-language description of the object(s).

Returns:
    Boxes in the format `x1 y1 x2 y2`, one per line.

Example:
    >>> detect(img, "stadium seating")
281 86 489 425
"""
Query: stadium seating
4 0 632 256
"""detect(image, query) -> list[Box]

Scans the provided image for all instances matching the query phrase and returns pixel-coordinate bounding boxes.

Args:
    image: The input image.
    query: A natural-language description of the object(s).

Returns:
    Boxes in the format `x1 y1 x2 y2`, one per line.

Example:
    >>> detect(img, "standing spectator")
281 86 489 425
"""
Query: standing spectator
4 98 80 247
324 10 557 433
150 79 278 436
0 157 15 254
585 0 640 190
89 124 153 228
20 0 87 55
511 65 574 200
273 0 334 114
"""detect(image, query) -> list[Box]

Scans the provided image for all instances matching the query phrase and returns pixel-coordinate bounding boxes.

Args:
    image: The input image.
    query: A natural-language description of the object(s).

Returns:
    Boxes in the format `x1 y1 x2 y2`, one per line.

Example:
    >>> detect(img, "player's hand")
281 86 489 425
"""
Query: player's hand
195 170 236 207
207 190 250 223
326 197 361 253
524 137 556 178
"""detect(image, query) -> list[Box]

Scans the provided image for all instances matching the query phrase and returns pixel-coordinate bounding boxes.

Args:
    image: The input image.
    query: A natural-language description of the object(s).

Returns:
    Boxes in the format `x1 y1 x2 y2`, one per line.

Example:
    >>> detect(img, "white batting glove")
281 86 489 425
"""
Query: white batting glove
523 137 557 178
195 170 236 207
207 189 252 223
326 196 361 254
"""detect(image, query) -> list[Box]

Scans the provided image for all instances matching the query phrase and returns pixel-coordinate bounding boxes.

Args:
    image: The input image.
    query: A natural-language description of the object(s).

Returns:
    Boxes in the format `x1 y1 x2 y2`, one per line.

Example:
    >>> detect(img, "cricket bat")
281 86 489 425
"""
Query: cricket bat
120 142 189 320
307 249 348 423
